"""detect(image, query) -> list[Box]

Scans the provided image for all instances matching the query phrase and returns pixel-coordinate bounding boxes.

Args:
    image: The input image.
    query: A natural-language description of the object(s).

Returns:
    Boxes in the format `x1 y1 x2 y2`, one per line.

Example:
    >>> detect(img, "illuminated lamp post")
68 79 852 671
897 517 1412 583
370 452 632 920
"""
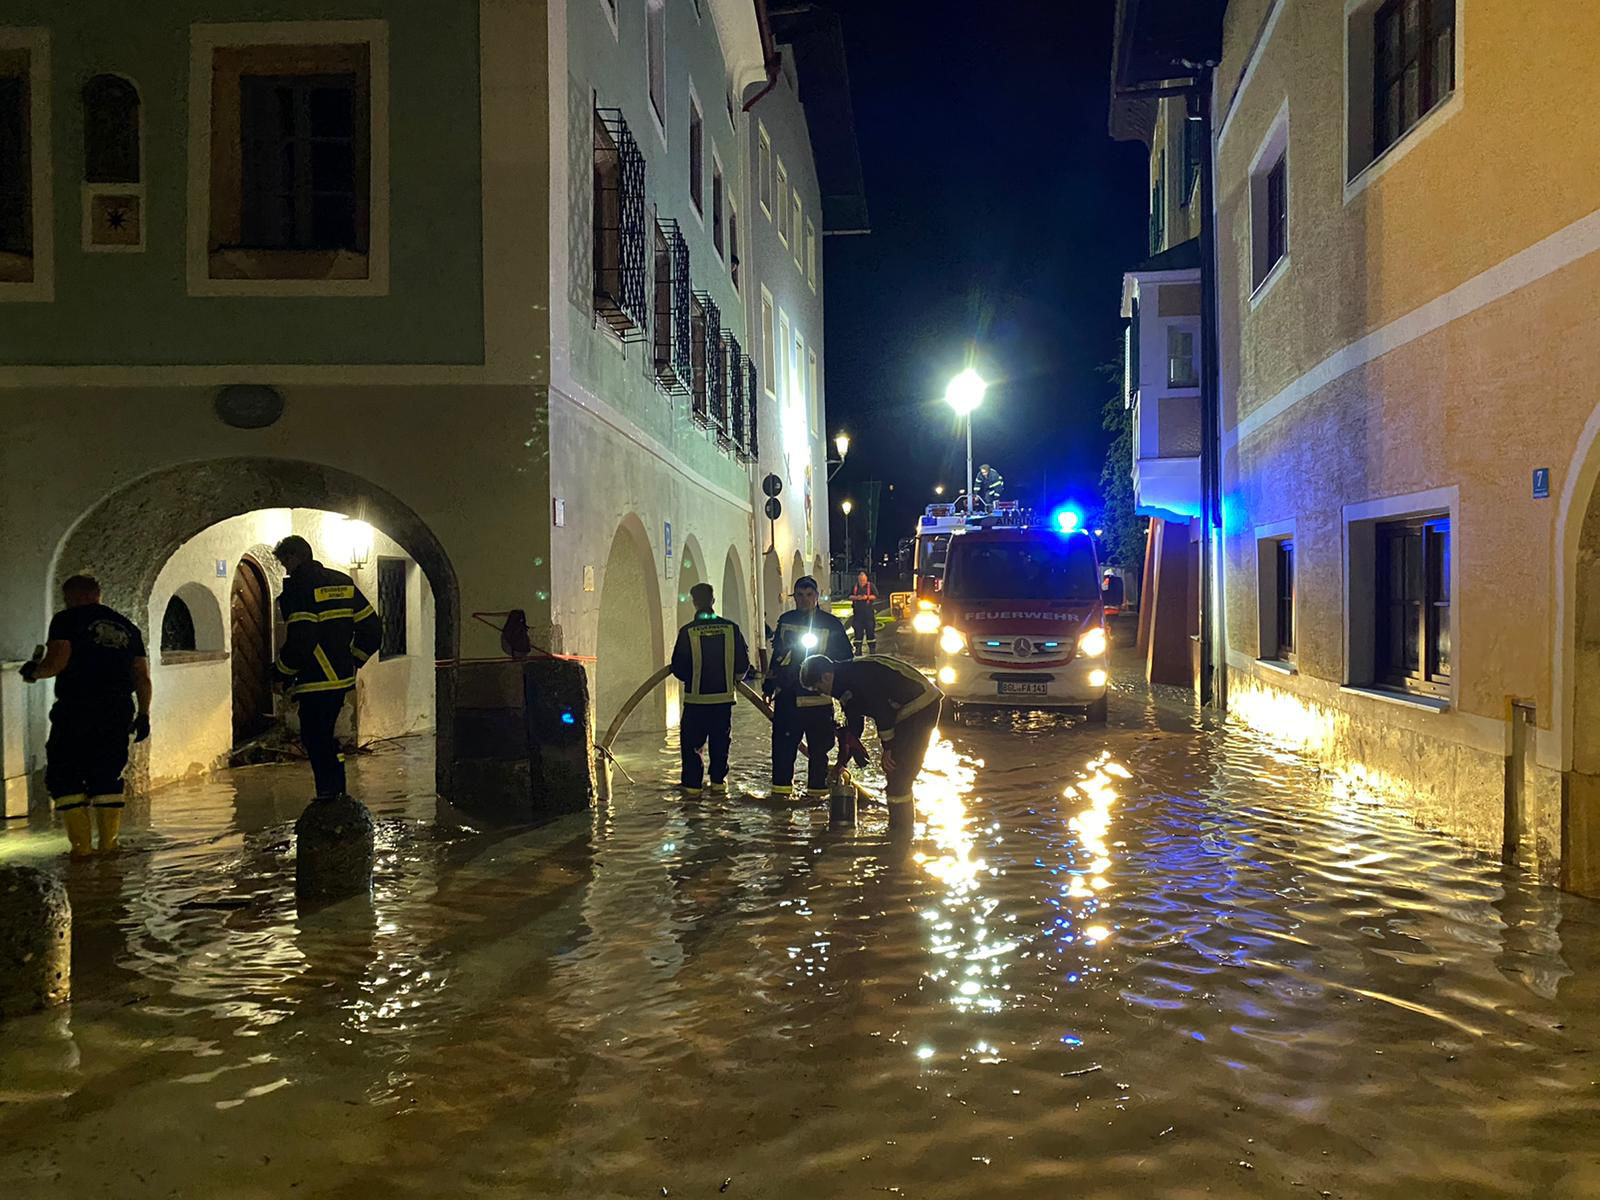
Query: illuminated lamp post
840 498 853 573
943 368 986 514
828 431 850 481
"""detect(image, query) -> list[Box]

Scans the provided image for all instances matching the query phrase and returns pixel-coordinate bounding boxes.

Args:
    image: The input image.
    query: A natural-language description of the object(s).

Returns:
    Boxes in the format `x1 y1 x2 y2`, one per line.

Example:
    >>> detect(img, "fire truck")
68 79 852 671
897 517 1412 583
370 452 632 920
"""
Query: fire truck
892 502 971 645
928 505 1110 722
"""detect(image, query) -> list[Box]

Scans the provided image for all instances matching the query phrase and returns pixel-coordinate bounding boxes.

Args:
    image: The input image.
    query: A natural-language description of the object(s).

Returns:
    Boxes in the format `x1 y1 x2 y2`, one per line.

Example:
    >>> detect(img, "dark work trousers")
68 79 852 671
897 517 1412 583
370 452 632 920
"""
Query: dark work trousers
296 691 349 798
851 604 877 653
883 700 943 799
680 702 732 788
46 699 134 802
771 695 835 792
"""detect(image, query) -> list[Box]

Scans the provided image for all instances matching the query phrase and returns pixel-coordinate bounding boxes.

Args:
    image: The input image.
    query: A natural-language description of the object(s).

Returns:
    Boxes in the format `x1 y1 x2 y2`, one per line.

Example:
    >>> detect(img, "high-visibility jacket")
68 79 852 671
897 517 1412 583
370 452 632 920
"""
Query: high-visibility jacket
670 613 750 704
768 608 852 708
274 560 382 697
832 656 943 744
977 467 1004 504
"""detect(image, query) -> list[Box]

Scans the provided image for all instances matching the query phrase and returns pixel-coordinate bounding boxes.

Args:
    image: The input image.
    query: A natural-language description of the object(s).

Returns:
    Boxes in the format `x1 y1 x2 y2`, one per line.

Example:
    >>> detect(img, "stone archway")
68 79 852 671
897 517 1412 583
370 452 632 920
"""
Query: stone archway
790 550 806 592
721 547 749 635
1567 478 1600 895
596 514 666 732
676 534 709 629
53 457 460 793
761 550 783 642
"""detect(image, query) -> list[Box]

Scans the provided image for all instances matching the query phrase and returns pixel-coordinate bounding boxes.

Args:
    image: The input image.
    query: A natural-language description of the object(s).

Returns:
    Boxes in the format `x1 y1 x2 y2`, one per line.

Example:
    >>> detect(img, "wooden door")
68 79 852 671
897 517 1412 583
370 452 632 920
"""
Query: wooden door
231 557 274 746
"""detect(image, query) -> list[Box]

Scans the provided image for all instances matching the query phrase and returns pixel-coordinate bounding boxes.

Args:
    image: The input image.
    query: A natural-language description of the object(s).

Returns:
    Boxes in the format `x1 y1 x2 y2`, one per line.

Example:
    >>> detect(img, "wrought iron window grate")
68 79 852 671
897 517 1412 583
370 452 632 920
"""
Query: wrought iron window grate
721 332 743 454
745 358 759 455
594 108 648 342
652 219 692 394
691 291 720 428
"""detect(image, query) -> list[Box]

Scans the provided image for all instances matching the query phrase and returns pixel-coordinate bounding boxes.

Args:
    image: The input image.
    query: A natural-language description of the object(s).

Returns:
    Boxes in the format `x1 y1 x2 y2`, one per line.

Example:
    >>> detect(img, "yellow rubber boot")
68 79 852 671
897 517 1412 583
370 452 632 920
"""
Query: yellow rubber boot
57 798 93 858
94 803 123 853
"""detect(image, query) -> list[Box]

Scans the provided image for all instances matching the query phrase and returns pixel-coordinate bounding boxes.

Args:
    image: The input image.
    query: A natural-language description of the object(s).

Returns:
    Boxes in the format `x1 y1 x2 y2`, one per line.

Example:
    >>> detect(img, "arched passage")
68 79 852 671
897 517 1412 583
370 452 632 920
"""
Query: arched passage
762 550 783 642
721 547 749 635
1567 473 1600 894
53 458 459 791
676 534 708 628
596 514 666 732
790 550 806 592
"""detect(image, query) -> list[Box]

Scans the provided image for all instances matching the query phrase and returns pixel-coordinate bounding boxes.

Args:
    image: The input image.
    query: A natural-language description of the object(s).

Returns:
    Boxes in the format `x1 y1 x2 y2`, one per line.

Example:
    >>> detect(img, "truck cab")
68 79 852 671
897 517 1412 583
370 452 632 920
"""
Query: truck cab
931 521 1110 721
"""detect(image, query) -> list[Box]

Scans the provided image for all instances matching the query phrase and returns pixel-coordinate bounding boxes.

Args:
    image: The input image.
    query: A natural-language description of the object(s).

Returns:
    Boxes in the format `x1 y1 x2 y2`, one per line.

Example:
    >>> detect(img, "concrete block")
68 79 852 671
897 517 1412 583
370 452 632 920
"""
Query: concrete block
0 866 71 1017
295 796 375 901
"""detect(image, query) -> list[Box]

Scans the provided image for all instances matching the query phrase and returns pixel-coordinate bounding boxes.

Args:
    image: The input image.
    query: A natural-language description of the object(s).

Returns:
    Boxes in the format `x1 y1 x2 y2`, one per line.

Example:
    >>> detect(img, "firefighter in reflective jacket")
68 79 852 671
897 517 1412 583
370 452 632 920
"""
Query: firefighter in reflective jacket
800 654 943 832
670 582 750 794
271 536 382 800
764 575 852 798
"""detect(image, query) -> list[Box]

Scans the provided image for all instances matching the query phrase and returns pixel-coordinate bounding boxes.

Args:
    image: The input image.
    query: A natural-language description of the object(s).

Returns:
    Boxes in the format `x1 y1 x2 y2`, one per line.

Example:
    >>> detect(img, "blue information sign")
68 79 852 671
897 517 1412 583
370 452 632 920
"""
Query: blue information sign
1533 468 1550 499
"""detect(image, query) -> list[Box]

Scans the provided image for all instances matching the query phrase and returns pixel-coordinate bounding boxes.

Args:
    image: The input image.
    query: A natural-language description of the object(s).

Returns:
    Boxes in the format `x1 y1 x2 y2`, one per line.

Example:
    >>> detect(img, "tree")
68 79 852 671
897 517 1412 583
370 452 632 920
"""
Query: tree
1094 358 1147 587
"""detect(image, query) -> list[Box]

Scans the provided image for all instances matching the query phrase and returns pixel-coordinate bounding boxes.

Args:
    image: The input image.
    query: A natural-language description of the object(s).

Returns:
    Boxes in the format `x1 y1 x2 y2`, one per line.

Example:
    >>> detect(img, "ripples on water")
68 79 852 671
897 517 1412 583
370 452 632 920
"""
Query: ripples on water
3 681 1600 1198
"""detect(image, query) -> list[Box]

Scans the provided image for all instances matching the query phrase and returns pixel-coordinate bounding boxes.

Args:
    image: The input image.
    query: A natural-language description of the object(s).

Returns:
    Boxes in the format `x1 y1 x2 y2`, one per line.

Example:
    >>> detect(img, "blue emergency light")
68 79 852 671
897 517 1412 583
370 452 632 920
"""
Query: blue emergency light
1051 506 1082 533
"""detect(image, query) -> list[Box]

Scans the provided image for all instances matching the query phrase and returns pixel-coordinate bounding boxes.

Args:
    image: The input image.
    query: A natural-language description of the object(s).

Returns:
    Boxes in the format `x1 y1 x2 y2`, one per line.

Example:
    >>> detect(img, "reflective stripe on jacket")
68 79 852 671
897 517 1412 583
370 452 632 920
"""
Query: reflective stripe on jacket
274 560 383 697
835 656 943 742
671 614 751 704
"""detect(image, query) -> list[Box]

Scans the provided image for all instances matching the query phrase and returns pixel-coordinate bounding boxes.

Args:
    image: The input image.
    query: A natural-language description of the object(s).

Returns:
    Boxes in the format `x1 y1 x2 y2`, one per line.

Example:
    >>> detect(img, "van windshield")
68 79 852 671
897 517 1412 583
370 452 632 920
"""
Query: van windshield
945 536 1100 603
916 534 950 578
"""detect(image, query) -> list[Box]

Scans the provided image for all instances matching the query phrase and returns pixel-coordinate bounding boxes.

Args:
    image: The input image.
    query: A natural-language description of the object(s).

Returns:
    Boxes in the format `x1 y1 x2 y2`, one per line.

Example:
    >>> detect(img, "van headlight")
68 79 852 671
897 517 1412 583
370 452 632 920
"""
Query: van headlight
911 610 941 635
1078 625 1108 658
939 625 966 655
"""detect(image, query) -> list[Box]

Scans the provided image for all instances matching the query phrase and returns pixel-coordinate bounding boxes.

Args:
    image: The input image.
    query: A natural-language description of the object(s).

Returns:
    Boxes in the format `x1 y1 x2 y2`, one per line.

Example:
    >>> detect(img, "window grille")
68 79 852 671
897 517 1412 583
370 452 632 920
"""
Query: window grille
745 358 759 453
691 291 721 428
653 219 691 393
721 331 742 453
377 558 407 659
594 107 648 341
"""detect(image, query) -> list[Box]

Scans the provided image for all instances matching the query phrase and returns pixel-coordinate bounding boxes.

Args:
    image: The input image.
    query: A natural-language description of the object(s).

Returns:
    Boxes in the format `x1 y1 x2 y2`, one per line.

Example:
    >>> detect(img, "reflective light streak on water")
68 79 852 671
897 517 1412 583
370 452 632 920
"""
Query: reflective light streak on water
3 679 1600 1198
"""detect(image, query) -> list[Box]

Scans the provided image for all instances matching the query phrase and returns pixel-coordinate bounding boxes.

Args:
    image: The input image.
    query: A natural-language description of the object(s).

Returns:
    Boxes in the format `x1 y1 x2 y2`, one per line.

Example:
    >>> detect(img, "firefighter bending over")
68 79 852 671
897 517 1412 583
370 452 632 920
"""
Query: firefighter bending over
975 463 1004 510
271 536 382 802
764 575 852 799
670 582 750 795
800 654 944 833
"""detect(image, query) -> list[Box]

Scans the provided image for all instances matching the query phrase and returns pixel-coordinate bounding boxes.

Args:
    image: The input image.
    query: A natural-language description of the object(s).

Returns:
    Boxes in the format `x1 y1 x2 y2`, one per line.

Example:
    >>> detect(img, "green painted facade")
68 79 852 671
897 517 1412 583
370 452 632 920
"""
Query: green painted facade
1 1 483 366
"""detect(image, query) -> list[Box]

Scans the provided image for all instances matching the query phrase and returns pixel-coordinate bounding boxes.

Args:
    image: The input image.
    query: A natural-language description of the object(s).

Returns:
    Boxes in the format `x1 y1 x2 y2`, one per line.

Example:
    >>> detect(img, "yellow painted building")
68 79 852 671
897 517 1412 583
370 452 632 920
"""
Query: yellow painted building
1210 0 1600 889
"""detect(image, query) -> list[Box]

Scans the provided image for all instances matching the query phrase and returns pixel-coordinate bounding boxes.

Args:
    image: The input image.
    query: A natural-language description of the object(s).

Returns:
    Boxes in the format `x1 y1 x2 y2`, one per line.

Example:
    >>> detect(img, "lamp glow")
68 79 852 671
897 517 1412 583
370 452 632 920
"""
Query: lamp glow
801 632 819 650
841 499 853 515
912 610 941 635
934 484 945 496
1078 626 1108 658
939 625 966 655
944 367 987 416
1089 668 1108 688
834 432 850 460
937 666 957 686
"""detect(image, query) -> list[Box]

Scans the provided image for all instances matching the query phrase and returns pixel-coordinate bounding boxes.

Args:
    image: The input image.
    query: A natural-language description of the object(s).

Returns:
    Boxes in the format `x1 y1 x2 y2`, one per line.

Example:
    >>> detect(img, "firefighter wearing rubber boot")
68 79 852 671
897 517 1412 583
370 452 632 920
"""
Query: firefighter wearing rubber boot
271 536 382 801
764 575 851 800
849 570 878 654
800 654 944 835
21 574 151 856
670 582 750 796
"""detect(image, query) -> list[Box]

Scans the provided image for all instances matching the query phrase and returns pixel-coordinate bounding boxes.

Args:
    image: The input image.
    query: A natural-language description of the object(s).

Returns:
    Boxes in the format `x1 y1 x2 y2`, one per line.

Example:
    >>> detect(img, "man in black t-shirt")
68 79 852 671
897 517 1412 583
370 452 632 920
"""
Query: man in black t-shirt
22 574 152 856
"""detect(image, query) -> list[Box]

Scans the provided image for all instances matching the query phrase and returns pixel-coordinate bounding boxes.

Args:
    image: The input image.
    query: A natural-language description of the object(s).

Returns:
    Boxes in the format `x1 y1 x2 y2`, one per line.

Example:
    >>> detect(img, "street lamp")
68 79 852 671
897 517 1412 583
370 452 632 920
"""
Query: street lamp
840 498 853 572
944 368 987 514
934 484 945 496
828 431 851 480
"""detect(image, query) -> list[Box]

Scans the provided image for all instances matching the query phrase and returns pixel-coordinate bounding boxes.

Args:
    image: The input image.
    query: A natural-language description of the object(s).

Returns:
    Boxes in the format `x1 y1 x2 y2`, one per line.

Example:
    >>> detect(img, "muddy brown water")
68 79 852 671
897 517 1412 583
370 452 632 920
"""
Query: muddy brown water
3 676 1600 1198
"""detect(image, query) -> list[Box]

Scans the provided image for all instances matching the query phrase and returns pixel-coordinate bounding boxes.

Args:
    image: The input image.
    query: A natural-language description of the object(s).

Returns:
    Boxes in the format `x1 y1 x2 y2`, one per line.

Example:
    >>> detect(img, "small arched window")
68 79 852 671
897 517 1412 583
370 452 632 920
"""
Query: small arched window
161 595 196 653
83 74 139 184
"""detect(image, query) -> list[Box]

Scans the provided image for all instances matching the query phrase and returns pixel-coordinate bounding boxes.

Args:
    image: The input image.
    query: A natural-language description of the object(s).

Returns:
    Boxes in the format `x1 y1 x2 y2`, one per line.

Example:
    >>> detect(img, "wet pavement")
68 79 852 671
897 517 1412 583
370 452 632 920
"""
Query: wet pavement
4 661 1600 1198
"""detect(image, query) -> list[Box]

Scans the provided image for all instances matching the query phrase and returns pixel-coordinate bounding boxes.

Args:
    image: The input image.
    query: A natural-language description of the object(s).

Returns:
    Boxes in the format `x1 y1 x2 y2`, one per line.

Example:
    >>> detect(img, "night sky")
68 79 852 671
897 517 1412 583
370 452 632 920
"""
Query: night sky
819 0 1148 568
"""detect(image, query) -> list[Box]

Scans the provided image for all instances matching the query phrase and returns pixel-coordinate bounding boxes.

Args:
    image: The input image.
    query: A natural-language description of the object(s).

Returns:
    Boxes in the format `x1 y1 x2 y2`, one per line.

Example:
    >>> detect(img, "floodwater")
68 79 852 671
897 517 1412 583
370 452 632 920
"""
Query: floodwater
4 669 1600 1198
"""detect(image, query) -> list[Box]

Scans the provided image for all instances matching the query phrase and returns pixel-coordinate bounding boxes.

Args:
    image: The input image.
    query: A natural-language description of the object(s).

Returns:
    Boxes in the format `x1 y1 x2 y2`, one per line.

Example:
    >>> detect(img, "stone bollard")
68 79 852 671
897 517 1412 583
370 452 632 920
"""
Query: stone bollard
829 776 858 826
0 866 71 1017
295 795 375 901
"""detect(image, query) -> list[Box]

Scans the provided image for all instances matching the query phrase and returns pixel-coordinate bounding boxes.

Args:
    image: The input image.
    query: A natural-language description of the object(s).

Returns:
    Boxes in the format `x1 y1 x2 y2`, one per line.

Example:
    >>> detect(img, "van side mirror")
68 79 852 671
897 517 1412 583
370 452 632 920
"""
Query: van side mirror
1101 575 1125 609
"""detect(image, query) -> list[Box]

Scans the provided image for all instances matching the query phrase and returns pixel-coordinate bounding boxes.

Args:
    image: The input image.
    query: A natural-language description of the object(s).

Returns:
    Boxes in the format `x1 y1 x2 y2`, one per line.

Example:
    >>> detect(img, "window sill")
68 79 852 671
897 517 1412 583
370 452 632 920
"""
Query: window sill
0 251 36 283
1339 684 1449 714
1249 254 1289 309
194 249 383 297
1256 657 1296 676
160 650 228 667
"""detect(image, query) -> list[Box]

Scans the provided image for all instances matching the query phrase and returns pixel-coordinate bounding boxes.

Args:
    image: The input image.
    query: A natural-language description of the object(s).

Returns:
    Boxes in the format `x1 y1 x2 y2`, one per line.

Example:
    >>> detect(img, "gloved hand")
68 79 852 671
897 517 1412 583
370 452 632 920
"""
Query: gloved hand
132 712 151 743
835 727 868 768
761 675 776 701
19 661 37 683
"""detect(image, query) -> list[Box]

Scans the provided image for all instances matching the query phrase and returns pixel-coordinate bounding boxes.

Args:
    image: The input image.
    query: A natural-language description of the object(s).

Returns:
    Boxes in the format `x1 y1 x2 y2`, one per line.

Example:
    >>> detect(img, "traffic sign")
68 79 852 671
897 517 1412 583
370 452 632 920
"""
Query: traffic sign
762 474 783 498
764 497 782 521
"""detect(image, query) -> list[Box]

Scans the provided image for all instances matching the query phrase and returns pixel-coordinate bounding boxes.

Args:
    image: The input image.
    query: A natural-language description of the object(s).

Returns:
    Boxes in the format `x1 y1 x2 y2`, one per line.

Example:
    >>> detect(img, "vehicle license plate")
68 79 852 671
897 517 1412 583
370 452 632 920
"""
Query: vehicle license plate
997 680 1048 697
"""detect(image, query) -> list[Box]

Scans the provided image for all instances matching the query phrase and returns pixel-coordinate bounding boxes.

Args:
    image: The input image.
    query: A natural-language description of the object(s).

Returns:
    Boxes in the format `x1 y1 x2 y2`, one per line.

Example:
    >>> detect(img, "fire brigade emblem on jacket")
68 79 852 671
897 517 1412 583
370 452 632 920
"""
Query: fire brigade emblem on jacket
1013 637 1033 658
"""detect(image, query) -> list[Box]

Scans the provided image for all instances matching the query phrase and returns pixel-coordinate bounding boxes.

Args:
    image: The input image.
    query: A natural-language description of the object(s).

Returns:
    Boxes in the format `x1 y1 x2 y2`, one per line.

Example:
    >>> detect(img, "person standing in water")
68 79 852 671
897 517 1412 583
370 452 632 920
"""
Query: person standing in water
669 582 750 795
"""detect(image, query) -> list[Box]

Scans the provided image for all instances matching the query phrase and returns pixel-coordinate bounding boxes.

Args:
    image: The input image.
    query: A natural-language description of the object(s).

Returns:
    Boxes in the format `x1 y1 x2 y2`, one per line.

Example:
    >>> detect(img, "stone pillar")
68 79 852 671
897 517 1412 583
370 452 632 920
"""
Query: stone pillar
295 796 375 901
0 866 70 1016
447 658 595 823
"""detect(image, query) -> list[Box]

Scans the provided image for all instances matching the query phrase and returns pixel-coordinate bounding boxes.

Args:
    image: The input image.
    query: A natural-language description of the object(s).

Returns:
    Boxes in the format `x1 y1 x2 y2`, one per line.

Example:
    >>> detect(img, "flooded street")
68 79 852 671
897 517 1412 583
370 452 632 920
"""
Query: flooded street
4 662 1600 1198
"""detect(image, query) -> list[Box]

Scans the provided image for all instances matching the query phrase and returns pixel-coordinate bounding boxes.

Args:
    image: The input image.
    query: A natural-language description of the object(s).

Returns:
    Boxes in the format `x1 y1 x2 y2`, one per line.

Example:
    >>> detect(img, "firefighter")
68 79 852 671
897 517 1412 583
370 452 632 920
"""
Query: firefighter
975 463 1004 510
848 569 879 654
21 575 151 856
763 576 851 799
270 536 382 801
670 582 750 795
800 653 944 834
